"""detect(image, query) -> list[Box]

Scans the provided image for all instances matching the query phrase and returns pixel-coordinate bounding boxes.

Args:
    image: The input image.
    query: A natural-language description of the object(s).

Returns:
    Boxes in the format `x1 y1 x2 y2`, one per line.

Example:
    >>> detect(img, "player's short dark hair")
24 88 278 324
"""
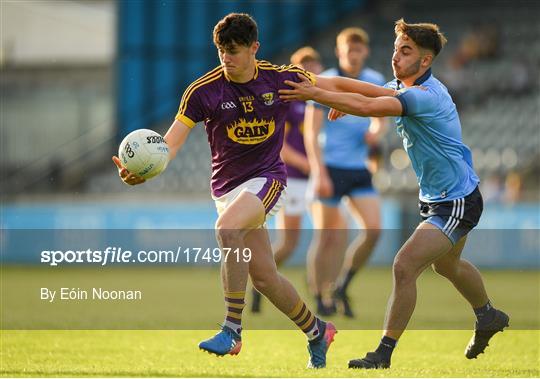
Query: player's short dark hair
213 13 258 50
394 18 447 56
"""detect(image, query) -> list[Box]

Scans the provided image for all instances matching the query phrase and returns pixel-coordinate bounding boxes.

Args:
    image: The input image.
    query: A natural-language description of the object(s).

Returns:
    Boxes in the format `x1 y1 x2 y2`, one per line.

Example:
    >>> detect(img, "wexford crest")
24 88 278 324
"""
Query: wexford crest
261 92 275 106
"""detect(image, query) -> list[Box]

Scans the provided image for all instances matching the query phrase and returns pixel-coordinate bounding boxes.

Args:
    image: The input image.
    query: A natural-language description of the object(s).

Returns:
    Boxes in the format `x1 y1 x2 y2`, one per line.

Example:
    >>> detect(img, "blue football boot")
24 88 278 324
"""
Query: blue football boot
307 321 337 368
199 325 242 356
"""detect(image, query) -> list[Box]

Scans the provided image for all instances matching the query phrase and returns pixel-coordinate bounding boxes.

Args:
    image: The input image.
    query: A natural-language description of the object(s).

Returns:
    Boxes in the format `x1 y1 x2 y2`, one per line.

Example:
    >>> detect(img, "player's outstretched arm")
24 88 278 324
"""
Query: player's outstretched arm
315 75 396 98
164 119 192 160
280 77 403 118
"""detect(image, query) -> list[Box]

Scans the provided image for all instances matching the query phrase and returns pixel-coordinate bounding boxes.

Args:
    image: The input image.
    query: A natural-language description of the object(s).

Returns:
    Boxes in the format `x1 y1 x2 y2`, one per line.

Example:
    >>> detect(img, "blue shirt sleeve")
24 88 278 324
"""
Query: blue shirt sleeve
396 86 437 117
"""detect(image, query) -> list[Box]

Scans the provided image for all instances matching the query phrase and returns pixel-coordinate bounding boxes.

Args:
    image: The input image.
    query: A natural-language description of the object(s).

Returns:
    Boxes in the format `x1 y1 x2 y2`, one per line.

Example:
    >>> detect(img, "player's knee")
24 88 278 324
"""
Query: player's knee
392 257 416 284
274 246 294 266
277 230 300 253
364 228 381 245
319 230 345 249
215 222 244 246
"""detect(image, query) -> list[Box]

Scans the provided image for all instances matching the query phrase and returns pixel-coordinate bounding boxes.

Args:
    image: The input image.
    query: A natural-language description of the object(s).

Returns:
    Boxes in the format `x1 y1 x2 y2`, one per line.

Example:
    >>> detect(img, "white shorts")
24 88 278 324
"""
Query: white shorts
282 177 308 216
213 177 286 220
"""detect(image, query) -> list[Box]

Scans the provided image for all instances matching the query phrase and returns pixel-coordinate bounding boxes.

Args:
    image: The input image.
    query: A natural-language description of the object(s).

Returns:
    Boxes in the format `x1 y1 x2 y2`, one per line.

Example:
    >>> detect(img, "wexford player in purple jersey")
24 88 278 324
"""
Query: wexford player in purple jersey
251 46 324 313
112 13 336 368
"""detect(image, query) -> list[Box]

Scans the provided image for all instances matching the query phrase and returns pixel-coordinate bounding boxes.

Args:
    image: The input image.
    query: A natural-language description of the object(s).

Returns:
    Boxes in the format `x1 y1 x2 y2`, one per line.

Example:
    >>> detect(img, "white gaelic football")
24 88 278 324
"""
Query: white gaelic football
118 129 169 179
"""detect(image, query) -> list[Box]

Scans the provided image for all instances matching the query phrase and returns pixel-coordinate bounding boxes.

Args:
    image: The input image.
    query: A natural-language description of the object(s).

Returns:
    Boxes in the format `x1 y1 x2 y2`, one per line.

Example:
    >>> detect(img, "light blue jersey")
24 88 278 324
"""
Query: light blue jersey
386 68 479 202
316 67 385 169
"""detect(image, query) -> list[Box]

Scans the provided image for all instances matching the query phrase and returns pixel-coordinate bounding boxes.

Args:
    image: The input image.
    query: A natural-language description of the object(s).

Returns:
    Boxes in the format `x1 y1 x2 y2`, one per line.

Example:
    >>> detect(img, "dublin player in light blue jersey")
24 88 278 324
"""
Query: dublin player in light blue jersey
280 18 509 369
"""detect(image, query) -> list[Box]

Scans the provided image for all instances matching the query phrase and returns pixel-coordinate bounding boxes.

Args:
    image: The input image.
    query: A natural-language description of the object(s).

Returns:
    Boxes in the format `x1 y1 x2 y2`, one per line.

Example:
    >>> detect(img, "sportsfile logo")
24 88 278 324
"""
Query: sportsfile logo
39 247 252 266
226 117 275 144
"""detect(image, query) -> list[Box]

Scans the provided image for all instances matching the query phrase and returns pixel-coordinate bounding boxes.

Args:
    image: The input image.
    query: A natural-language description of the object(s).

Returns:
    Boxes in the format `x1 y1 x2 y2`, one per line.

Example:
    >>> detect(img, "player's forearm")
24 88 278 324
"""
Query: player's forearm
303 106 327 176
164 119 191 160
304 129 326 176
310 88 375 117
316 76 395 97
281 143 310 175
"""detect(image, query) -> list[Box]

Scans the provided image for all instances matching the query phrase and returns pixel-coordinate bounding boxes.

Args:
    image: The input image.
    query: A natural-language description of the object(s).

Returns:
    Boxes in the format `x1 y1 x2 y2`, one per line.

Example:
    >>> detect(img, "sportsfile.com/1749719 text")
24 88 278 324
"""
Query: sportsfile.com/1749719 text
40 247 252 266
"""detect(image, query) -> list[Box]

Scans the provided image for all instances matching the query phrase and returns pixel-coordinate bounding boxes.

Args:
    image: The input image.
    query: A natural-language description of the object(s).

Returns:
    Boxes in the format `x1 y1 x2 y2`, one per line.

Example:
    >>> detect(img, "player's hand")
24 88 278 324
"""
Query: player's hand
279 74 317 101
314 172 333 198
112 156 146 186
328 108 346 121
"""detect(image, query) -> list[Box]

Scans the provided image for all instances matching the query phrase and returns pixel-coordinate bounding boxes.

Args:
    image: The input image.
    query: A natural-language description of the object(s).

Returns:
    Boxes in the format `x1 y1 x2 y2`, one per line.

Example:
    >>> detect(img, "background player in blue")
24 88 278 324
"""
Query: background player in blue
251 46 324 313
304 27 386 318
280 18 509 369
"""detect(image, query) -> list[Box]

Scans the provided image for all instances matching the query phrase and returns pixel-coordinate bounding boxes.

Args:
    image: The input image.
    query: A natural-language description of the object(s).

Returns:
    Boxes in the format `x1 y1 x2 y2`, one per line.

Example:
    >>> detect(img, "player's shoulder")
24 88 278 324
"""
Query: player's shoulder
186 65 224 91
180 65 224 108
257 60 315 84
409 76 446 101
256 60 290 70
257 60 309 75
429 75 450 93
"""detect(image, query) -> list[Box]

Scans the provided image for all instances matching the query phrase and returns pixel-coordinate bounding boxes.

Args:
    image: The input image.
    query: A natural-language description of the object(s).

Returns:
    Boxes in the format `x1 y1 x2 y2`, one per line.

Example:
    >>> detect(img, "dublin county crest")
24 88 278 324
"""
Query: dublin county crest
261 92 275 106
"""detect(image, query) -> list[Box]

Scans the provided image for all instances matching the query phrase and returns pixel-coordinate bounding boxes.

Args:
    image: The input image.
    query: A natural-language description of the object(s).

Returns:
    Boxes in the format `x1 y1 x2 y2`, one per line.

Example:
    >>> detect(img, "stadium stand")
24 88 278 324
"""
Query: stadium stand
2 0 538 201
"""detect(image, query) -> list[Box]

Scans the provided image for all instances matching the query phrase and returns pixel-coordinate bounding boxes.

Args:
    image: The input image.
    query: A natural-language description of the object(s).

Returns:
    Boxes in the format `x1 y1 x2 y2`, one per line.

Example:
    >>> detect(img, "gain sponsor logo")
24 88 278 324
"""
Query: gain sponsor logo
227 118 275 144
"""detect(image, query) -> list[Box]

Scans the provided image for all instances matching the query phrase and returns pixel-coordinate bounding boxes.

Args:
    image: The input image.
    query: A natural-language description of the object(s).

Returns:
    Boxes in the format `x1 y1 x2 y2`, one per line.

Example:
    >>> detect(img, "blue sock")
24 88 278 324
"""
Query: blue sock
375 336 397 362
474 300 496 326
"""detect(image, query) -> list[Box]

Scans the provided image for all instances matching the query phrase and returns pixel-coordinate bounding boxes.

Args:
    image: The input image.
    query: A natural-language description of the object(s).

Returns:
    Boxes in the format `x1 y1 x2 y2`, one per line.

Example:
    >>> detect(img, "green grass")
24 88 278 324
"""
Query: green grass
1 266 539 376
1 330 538 377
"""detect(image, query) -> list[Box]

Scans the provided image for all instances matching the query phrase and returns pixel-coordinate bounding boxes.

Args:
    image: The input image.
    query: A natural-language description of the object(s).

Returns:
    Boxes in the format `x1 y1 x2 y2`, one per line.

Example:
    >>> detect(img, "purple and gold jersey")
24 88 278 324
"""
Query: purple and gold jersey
284 101 308 180
175 60 315 197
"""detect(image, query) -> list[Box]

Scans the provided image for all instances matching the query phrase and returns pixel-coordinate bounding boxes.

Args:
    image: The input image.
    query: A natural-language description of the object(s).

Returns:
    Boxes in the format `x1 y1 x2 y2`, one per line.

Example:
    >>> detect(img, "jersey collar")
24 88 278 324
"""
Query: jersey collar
396 68 432 89
414 68 432 85
224 61 259 82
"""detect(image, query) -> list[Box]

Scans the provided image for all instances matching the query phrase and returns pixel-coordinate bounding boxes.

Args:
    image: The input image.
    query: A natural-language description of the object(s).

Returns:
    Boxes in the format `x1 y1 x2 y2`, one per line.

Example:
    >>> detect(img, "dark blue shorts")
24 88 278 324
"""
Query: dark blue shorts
318 166 376 207
420 187 483 245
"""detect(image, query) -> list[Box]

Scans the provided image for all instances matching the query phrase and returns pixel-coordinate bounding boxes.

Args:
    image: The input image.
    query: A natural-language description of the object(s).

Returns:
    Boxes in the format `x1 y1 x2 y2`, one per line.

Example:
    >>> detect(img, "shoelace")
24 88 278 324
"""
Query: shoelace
217 323 240 341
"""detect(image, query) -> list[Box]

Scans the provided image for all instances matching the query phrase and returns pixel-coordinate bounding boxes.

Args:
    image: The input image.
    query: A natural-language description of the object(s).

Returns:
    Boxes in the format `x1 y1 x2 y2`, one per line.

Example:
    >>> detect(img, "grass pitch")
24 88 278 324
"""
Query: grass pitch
2 330 538 377
1 266 539 377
